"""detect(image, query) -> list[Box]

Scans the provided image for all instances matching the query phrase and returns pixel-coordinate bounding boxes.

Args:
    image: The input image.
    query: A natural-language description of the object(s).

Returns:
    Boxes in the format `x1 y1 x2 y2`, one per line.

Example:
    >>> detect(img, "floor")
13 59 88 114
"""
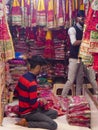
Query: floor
0 115 91 130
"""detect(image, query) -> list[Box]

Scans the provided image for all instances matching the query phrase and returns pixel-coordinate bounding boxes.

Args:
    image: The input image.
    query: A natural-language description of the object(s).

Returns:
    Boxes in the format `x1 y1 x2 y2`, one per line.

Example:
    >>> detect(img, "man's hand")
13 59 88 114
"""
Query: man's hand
38 98 47 105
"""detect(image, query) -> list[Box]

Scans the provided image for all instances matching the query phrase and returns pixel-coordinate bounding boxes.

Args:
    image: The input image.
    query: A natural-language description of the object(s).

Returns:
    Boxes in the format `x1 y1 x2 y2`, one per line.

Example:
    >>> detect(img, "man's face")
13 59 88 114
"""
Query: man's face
78 17 85 27
34 65 42 75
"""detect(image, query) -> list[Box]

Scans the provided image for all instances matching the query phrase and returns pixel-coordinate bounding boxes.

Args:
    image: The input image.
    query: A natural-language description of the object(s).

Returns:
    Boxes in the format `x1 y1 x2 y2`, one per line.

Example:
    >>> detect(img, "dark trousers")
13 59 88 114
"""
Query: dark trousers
21 108 58 130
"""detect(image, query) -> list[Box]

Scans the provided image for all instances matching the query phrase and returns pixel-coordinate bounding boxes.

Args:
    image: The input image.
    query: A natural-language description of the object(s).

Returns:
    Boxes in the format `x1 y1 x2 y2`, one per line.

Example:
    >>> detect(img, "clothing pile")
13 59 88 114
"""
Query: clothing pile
67 96 91 128
54 41 65 60
38 88 69 116
7 59 28 91
53 63 65 77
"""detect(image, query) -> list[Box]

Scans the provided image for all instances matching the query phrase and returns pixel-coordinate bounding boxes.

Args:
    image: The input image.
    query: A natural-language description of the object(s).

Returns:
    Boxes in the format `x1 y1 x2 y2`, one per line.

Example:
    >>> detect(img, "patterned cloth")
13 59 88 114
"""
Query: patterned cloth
79 0 98 66
0 0 15 61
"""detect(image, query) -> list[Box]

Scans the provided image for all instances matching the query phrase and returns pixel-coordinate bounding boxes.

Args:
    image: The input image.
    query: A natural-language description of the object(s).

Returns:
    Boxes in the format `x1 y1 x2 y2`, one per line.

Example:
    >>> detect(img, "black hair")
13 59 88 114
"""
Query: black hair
77 10 85 17
27 55 47 69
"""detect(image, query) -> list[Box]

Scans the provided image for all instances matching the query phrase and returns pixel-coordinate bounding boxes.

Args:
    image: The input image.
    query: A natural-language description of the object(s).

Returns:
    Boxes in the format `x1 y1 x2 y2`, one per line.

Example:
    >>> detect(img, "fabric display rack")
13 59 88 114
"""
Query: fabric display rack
6 0 82 94
0 0 98 129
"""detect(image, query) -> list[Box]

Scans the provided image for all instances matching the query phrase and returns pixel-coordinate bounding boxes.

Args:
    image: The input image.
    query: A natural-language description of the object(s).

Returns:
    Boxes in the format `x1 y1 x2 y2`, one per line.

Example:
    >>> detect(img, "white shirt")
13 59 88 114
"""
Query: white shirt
68 23 83 45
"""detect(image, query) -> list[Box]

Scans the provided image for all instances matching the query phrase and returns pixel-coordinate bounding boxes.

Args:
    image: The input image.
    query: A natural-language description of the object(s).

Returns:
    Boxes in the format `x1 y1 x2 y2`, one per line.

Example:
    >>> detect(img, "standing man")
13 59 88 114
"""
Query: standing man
14 55 58 130
61 10 85 97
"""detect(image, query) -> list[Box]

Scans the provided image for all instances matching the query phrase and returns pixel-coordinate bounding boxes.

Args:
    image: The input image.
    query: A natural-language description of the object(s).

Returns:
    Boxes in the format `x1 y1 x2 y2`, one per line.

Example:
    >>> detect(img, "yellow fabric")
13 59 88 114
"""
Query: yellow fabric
80 4 84 10
13 0 20 7
46 30 52 40
75 0 78 10
33 0 36 9
72 0 75 11
48 0 53 10
37 0 45 11
66 0 69 14
21 0 24 7
27 0 30 5
53 0 57 15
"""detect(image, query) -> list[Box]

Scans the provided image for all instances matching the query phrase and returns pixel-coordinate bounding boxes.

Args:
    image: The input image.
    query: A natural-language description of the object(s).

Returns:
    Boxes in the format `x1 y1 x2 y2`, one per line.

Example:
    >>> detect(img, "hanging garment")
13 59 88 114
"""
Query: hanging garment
89 31 98 53
11 0 22 26
21 0 25 27
85 0 98 31
44 30 55 58
37 0 46 26
47 0 54 28
79 26 93 66
78 37 93 66
79 0 98 66
65 0 69 21
0 0 15 61
56 0 64 27
31 0 37 27
24 0 31 27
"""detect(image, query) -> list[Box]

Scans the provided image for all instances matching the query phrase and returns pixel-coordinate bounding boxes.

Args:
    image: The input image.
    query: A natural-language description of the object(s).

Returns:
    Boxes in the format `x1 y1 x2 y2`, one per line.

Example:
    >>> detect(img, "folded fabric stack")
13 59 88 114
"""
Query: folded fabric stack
28 41 45 57
14 39 29 55
8 59 28 91
53 63 65 77
67 96 91 128
54 40 65 60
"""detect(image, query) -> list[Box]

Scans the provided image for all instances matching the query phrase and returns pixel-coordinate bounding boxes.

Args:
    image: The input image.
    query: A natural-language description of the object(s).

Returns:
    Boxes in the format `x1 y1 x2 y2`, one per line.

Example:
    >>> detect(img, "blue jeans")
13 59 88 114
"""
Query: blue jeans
21 108 58 130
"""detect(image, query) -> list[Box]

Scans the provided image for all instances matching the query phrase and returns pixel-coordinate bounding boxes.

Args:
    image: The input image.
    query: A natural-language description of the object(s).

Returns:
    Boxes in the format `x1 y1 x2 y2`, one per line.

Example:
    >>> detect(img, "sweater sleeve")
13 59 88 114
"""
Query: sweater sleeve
29 82 38 109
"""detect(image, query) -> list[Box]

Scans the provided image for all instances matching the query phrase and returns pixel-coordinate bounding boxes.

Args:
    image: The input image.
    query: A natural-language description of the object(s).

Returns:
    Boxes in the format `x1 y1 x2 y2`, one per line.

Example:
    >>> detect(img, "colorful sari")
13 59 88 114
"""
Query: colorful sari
79 0 98 66
47 0 54 28
11 0 22 26
0 0 15 61
37 0 46 26
56 0 64 27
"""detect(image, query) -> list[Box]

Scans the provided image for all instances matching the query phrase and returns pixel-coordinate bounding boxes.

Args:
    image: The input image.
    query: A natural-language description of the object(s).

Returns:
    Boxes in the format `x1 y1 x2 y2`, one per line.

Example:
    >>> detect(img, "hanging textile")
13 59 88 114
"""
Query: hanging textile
27 0 31 27
56 0 64 27
24 0 31 27
0 0 15 61
79 0 98 66
71 0 76 18
31 0 37 27
47 0 54 28
83 0 91 16
9 0 82 28
78 30 93 66
21 0 25 27
37 0 46 26
21 0 30 28
44 30 55 58
62 0 66 25
65 0 69 21
53 0 57 28
11 0 22 26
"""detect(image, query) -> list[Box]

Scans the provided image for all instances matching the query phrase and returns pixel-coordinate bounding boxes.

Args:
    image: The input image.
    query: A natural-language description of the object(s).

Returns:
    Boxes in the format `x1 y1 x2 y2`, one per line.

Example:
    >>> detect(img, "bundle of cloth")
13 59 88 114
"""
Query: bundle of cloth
67 96 91 128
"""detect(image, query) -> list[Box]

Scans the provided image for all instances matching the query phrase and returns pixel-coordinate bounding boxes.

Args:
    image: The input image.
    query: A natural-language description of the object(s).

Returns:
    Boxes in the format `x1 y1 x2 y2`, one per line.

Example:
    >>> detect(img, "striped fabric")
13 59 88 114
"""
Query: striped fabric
14 72 38 115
